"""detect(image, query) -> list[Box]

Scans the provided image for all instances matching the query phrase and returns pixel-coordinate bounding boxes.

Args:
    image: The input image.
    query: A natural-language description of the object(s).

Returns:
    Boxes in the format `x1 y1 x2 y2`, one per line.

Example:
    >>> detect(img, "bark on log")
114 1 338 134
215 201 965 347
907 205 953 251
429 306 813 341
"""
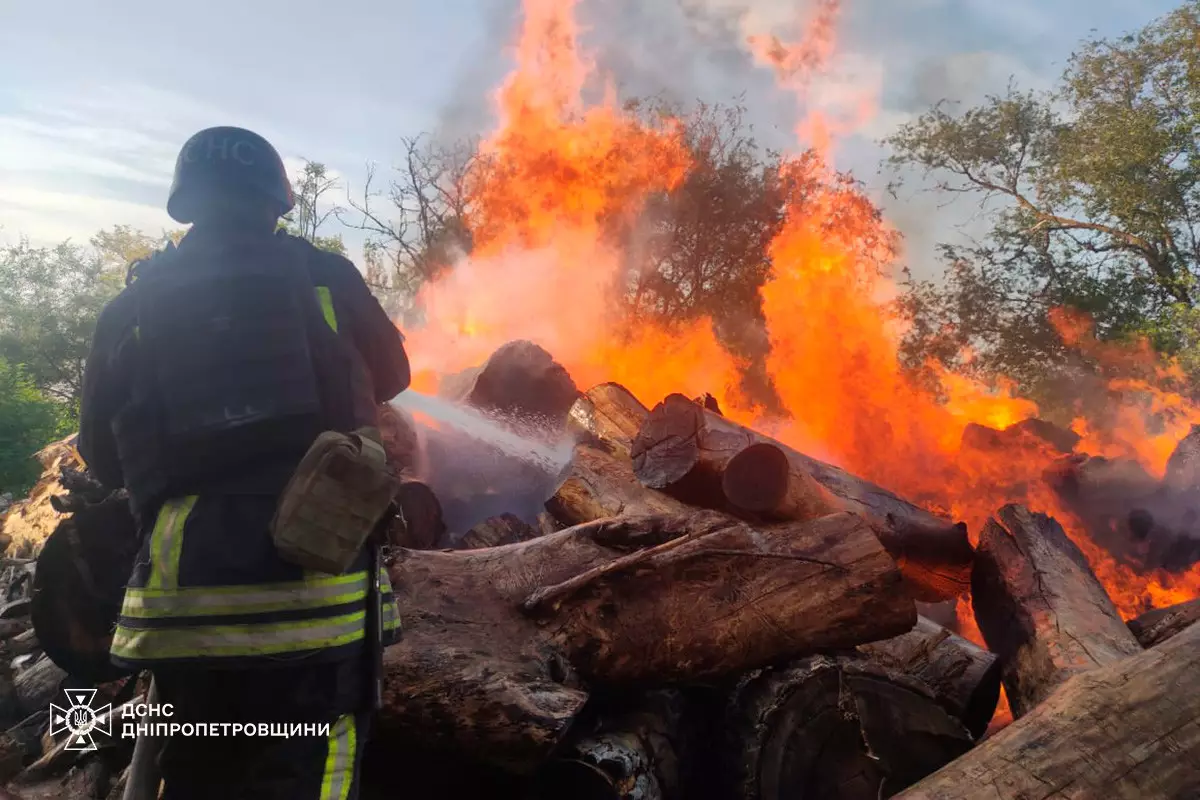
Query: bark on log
971 503 1142 718
545 444 689 528
528 690 689 800
455 513 539 550
894 619 1200 799
378 510 915 773
631 394 971 601
390 480 445 550
723 656 972 800
438 340 581 430
857 615 1001 739
13 660 66 721
567 383 650 459
1127 597 1200 648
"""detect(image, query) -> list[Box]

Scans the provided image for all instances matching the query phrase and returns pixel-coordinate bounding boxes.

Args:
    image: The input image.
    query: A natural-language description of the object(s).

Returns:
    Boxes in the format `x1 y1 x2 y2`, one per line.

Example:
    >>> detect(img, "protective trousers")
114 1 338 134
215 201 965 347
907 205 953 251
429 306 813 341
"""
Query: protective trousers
152 659 368 800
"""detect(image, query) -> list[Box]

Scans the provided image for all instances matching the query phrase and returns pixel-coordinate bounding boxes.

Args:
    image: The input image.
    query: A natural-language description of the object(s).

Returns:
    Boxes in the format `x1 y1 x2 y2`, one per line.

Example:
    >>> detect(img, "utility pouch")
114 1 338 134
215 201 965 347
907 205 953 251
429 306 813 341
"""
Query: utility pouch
270 426 396 574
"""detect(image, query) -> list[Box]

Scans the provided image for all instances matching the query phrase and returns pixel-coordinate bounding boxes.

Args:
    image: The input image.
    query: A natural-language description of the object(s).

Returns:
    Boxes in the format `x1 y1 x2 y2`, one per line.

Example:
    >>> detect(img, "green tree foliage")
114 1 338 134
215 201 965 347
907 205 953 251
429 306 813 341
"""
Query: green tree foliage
280 160 349 256
0 226 181 410
887 1 1200 403
0 359 69 495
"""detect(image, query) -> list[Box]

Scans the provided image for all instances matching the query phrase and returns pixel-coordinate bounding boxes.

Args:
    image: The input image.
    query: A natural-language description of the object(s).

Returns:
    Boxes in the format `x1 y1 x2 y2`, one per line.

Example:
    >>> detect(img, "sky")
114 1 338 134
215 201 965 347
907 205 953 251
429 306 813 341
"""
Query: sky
0 0 1181 281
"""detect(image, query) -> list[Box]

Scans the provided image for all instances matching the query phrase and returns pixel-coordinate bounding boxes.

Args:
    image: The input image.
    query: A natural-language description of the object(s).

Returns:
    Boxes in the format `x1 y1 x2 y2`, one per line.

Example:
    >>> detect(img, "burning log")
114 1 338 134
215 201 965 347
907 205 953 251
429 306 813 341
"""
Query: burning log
438 340 581 430
894 620 1200 799
1127 597 1200 647
723 655 972 800
567 383 649 458
857 616 1001 740
378 510 915 772
970 504 1142 717
545 444 689 528
631 394 972 601
958 418 1079 456
1164 423 1200 493
1046 453 1200 573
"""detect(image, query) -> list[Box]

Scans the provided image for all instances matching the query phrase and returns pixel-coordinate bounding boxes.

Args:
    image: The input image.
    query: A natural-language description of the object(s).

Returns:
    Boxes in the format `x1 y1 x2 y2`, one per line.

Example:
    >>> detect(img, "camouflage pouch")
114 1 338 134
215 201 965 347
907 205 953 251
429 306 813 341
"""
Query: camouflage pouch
270 427 397 574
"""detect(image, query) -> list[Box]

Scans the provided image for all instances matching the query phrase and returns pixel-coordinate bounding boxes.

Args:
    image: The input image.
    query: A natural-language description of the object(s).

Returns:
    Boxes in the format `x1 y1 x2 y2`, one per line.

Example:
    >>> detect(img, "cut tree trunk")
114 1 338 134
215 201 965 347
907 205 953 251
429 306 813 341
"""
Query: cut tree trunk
567 383 650 459
721 443 840 521
528 690 690 800
631 394 971 601
377 510 915 773
1127 597 1200 648
857 615 1001 739
545 444 689 528
894 619 1200 799
723 655 972 800
970 503 1142 718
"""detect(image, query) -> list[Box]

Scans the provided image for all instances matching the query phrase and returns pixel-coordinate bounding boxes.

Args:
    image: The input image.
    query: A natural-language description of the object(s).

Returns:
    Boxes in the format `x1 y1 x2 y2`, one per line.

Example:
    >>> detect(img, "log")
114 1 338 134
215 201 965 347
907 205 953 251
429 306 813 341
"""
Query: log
377 510 915 773
631 394 971 601
959 418 1079 456
723 655 972 800
894 619 1200 799
1045 453 1200 573
377 402 422 478
1127 597 1200 647
528 690 690 800
13 660 65 721
545 444 689 528
721 443 840 521
455 513 539 550
1164 423 1200 494
857 615 1001 739
390 480 445 550
438 340 581 430
970 503 1142 718
567 383 650 459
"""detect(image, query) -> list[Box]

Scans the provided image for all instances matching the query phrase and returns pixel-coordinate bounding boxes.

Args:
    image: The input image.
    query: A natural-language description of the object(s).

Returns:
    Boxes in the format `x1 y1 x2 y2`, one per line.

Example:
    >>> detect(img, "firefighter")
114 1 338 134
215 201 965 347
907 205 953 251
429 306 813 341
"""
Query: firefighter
77 125 410 799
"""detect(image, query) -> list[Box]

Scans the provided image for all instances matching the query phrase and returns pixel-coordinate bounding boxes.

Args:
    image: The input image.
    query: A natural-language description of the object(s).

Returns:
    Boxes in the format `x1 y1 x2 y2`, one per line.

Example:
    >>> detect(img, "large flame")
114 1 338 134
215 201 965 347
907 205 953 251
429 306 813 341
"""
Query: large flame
401 0 1200 631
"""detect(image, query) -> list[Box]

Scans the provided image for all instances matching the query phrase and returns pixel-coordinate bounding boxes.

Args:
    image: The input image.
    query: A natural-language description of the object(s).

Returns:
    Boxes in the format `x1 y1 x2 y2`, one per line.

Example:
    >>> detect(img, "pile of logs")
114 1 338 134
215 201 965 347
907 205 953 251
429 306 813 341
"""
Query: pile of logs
3 339 1200 799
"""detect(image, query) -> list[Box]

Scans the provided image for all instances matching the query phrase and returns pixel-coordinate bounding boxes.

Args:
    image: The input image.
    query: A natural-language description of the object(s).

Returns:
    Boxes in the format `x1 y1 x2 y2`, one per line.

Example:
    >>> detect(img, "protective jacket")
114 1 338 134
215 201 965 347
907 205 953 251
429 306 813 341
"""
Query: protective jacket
78 227 410 669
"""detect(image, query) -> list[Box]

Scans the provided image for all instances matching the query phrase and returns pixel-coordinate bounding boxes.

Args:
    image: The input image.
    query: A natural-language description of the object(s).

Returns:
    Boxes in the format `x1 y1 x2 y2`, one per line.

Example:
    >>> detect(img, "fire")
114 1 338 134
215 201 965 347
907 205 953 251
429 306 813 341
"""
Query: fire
399 0 1200 629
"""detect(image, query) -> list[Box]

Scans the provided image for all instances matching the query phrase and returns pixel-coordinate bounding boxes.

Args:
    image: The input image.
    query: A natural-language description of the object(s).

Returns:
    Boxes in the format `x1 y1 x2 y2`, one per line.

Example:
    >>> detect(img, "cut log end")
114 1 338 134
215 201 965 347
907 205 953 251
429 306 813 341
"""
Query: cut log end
630 394 709 493
724 656 972 800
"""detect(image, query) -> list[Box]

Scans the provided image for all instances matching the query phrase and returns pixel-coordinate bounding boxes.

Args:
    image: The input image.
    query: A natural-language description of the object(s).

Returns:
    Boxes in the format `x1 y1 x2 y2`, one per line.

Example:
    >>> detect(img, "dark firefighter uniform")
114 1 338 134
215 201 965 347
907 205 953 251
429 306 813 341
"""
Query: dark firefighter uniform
77 126 410 800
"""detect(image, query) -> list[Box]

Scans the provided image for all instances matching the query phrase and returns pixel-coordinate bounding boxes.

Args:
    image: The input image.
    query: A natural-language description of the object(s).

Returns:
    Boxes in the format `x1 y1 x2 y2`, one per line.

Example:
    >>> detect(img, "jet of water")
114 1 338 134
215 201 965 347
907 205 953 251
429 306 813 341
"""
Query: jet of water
388 390 575 478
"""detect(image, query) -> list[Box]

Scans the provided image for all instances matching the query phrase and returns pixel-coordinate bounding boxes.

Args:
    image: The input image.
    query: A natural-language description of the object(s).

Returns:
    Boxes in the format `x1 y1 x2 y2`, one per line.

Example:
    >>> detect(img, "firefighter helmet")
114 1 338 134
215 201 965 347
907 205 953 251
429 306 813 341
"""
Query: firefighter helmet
166 126 295 223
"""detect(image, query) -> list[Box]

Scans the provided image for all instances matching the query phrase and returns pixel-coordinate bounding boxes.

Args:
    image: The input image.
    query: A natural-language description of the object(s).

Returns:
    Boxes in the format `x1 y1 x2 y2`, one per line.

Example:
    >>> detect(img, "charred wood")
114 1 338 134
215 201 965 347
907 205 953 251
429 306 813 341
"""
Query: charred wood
438 340 581 430
545 444 688 528
390 480 444 550
970 504 1142 717
456 513 540 550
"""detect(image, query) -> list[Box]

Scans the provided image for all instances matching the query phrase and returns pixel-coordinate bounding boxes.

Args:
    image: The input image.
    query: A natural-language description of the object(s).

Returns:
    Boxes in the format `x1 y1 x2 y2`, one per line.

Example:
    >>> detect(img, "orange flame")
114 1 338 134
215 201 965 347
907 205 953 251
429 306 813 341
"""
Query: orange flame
400 0 1200 632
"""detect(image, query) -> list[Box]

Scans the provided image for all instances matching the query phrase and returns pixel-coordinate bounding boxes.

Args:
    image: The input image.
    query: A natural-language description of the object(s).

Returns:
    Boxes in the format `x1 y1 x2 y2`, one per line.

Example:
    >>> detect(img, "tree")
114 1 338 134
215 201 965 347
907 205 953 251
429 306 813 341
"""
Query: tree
341 135 477 314
0 359 69 495
0 226 181 409
281 160 348 256
886 1 1200 404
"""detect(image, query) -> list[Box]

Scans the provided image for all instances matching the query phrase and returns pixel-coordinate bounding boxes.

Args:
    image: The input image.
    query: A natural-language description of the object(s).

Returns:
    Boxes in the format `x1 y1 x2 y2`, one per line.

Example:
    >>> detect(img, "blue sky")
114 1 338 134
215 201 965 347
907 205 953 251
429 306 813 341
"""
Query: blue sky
0 0 1179 280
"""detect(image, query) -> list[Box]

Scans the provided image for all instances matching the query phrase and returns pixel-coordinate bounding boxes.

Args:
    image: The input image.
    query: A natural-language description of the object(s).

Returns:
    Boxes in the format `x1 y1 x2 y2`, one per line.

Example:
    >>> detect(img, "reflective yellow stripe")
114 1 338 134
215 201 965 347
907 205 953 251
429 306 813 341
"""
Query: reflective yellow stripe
320 714 356 800
382 597 400 633
146 496 197 590
110 611 366 660
120 568 389 619
315 286 338 332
